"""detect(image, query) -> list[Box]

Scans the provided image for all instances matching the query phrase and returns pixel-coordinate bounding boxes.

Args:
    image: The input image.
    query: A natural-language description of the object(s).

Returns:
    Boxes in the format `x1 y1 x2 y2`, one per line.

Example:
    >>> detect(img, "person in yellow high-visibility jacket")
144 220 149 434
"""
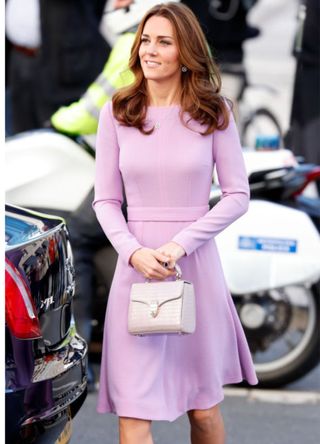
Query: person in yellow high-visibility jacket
51 0 183 135
51 32 135 135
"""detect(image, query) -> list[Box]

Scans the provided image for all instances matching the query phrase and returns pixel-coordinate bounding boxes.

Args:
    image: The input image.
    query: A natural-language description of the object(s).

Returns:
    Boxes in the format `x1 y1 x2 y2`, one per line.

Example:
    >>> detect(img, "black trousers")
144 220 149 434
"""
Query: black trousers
66 188 108 344
9 48 55 133
67 187 128 345
289 62 320 166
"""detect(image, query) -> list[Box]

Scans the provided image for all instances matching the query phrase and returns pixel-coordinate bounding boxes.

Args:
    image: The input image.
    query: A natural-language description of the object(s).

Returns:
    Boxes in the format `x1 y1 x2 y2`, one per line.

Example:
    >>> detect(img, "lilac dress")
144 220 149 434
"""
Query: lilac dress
92 101 258 422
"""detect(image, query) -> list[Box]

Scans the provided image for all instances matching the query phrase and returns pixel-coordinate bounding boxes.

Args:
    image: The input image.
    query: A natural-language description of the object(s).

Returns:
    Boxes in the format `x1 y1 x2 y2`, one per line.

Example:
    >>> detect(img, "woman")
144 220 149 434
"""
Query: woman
92 2 258 443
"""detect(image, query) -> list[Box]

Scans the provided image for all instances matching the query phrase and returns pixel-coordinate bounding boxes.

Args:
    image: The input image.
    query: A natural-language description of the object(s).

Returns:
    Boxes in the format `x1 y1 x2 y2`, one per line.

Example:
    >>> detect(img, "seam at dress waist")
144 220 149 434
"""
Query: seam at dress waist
127 205 209 221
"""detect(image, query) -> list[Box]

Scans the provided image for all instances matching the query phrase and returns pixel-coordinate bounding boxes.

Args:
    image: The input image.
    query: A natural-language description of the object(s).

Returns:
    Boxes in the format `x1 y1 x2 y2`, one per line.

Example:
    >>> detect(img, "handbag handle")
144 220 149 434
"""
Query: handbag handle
172 263 182 280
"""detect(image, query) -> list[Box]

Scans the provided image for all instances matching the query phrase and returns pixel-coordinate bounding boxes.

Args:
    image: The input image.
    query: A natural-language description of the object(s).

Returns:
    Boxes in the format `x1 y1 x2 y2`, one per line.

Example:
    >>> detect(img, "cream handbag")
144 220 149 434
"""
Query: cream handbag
128 264 196 336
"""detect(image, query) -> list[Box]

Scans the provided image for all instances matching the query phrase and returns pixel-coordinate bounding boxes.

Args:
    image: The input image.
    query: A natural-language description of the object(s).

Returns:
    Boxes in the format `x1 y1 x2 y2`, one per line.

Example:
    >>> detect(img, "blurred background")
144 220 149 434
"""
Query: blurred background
4 1 320 443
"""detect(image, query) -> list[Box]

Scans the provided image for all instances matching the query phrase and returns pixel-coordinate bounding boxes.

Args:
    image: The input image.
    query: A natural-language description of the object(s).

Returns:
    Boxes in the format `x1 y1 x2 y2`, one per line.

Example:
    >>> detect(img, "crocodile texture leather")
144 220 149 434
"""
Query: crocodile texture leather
128 279 195 335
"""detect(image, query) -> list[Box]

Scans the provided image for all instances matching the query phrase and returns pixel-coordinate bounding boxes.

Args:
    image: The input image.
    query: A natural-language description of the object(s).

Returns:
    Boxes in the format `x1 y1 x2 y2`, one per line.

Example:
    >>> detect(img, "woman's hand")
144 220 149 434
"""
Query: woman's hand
129 247 177 280
156 241 186 269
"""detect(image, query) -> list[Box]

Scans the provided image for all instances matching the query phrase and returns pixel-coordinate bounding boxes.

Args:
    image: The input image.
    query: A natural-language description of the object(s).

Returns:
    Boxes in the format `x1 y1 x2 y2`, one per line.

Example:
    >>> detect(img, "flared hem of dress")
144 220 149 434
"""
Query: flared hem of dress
96 375 259 422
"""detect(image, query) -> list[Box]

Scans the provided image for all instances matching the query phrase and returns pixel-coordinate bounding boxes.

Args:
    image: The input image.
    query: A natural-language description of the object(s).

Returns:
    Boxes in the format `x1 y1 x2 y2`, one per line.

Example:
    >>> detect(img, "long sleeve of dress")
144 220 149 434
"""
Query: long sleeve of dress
92 102 143 266
171 110 249 256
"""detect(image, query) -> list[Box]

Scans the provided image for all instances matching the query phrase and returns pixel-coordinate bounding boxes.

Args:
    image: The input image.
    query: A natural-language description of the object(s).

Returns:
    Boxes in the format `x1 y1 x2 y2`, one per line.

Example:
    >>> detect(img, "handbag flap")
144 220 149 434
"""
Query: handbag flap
130 280 185 305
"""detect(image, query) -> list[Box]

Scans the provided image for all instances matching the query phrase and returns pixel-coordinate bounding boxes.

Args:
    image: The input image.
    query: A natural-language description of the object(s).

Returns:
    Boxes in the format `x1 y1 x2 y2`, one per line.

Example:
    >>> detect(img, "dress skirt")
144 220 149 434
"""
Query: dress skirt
96 207 259 422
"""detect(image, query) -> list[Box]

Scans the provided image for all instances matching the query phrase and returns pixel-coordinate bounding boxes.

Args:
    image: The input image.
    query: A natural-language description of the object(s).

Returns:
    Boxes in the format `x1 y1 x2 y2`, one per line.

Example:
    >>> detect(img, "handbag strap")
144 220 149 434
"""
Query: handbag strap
171 263 182 280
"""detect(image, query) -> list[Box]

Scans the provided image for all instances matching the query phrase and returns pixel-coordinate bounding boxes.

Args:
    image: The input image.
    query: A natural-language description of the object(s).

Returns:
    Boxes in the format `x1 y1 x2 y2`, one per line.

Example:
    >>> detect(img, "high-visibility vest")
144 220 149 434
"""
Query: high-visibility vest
51 32 135 135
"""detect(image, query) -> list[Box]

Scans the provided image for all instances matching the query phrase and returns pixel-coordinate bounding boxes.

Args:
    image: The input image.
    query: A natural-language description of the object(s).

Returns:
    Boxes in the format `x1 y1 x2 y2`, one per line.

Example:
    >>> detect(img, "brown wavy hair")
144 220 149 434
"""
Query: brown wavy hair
112 2 231 135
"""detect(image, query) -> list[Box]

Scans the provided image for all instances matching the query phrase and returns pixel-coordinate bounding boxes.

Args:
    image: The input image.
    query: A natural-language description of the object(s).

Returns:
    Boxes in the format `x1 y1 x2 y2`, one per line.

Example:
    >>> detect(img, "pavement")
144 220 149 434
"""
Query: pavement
69 368 320 444
68 362 320 443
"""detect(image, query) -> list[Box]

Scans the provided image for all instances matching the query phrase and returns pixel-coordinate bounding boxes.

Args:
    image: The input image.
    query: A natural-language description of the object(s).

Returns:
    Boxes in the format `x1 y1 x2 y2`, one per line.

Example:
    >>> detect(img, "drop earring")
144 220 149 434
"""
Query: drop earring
181 66 188 73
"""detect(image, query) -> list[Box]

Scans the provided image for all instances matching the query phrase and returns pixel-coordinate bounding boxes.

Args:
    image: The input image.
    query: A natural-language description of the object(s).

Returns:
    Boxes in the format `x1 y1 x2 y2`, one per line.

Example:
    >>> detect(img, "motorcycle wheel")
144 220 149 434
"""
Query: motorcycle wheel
236 282 320 388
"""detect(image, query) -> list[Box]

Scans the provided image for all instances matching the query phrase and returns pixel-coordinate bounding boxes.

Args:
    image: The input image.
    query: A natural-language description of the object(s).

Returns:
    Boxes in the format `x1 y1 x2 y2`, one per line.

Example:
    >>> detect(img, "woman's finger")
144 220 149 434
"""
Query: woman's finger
153 250 171 263
148 259 176 278
167 260 176 269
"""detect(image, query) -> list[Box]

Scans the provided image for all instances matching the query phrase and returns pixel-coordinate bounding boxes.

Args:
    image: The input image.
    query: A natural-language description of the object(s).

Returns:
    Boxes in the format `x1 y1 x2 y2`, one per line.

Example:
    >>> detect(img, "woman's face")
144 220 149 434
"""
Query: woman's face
139 16 181 83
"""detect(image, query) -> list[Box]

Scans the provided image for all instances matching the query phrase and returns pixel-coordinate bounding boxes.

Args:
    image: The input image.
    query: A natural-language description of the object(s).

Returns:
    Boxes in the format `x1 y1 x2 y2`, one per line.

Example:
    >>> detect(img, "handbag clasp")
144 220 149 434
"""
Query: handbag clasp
149 301 160 318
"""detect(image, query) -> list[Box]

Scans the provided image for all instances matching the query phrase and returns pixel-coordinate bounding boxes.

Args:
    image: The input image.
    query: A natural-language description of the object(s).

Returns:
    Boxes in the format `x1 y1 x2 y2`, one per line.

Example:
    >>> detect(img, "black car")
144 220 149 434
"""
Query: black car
5 204 88 444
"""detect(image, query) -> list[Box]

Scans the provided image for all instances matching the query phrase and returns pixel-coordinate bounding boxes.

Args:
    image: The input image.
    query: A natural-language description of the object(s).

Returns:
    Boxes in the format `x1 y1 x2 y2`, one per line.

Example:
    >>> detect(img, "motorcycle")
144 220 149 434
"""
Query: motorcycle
5 128 320 387
210 160 320 386
247 163 320 230
211 187 320 387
